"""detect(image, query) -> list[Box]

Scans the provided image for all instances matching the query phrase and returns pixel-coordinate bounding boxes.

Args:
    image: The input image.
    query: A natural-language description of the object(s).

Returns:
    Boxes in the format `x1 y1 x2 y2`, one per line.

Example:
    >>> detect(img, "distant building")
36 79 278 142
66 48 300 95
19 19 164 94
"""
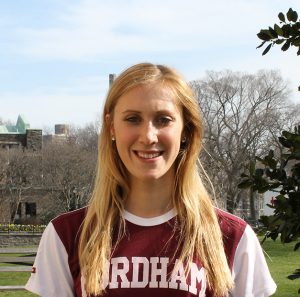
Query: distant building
234 192 265 223
43 124 70 146
0 116 68 224
109 74 116 87
0 187 61 224
0 115 42 150
1 73 114 223
263 192 276 216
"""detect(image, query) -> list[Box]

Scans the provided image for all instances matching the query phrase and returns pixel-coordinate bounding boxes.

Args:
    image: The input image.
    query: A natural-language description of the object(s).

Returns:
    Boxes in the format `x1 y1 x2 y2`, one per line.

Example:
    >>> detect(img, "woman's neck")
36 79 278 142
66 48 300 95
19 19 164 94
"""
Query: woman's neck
125 177 174 218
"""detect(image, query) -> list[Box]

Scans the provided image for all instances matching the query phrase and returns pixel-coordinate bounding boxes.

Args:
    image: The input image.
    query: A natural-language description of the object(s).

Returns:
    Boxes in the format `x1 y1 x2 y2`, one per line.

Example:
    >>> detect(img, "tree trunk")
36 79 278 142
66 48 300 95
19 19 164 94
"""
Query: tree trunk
249 188 257 223
226 194 235 214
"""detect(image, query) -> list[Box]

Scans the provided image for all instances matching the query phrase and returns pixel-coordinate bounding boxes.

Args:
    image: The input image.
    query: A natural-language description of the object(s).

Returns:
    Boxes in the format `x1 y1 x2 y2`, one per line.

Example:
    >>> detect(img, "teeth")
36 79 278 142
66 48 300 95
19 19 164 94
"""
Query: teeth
137 152 160 159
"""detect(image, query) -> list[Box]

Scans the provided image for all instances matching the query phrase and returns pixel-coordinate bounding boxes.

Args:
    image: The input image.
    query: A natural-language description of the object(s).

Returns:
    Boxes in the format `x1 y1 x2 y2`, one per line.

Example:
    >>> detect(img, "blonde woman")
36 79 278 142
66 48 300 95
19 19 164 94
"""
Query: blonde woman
26 63 276 297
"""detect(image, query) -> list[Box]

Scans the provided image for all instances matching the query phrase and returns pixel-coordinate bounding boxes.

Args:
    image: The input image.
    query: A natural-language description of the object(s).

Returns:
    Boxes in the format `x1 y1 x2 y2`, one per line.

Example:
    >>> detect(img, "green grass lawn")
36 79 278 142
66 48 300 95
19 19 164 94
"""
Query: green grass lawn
0 253 38 297
0 239 299 296
0 274 36 296
261 237 300 297
0 271 37 296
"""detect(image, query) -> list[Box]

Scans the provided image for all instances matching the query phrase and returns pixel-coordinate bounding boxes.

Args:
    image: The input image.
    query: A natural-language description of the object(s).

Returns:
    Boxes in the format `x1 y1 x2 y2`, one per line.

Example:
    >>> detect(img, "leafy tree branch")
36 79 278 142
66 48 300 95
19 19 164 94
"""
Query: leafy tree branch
257 8 300 92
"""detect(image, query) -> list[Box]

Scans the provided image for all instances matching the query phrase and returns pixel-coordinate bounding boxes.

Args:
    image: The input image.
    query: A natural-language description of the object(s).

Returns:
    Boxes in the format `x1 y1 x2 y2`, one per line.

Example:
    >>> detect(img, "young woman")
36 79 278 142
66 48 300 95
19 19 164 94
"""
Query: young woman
26 63 276 297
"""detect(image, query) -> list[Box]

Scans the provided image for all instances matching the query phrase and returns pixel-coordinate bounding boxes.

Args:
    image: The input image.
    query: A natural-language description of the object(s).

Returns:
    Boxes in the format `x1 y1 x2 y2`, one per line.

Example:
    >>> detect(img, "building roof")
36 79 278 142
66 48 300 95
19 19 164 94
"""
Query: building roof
0 115 30 134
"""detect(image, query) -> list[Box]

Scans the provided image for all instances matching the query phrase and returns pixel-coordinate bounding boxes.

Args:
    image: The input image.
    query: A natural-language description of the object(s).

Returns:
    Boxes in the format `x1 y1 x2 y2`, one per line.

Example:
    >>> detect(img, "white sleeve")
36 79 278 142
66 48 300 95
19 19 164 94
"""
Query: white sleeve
25 222 75 297
230 225 276 297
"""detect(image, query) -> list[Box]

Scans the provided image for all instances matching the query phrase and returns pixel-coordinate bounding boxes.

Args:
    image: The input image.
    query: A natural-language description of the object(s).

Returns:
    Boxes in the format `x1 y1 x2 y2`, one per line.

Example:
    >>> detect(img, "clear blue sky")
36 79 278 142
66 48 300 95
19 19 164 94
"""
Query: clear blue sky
1 0 299 131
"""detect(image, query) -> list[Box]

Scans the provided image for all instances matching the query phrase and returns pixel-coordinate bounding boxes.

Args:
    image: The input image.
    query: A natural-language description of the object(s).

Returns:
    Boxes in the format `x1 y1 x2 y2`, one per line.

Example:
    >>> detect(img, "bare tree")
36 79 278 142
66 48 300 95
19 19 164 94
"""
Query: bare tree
68 120 99 152
0 150 8 219
191 69 293 217
266 102 300 157
0 119 99 222
42 121 99 212
42 141 97 213
0 148 42 222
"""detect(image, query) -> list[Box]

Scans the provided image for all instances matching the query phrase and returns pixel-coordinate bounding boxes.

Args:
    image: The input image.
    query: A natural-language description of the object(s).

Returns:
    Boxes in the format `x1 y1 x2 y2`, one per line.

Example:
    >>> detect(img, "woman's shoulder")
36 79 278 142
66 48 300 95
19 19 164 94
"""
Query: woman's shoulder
215 207 247 233
215 208 248 270
49 207 88 252
215 207 247 240
51 207 88 226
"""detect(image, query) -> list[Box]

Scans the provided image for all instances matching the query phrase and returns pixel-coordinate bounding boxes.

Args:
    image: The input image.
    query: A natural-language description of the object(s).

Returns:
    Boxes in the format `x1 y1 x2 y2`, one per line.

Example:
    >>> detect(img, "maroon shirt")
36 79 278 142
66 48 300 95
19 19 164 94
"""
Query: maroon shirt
51 207 246 296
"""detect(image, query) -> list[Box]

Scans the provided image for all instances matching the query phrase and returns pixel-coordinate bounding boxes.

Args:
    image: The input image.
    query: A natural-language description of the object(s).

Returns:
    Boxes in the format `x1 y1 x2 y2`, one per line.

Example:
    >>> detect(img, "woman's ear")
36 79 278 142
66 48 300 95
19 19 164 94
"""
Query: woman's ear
105 113 115 138
181 128 187 143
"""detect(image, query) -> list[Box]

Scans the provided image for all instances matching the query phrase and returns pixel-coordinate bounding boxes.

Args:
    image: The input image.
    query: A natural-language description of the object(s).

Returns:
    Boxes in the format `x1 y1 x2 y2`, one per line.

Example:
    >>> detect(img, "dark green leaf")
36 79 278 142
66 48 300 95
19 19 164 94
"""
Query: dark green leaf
292 37 300 46
238 179 253 189
278 137 293 148
268 150 274 159
262 43 272 55
270 231 279 241
282 153 290 159
278 12 285 22
281 40 291 51
256 41 266 49
257 185 270 193
294 22 300 30
260 236 267 244
292 133 300 141
257 31 272 41
269 159 277 169
269 182 281 189
274 24 284 36
259 216 270 226
268 27 278 38
287 8 295 22
287 268 300 280
294 242 300 251
293 152 300 160
256 156 264 163
282 24 291 38
282 130 294 139
292 10 298 22
275 39 285 44
266 203 275 209
288 8 298 22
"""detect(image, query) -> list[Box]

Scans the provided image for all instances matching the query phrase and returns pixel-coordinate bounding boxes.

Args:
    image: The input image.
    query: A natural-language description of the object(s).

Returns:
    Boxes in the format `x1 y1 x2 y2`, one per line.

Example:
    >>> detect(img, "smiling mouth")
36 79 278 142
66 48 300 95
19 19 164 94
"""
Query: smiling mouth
135 151 163 159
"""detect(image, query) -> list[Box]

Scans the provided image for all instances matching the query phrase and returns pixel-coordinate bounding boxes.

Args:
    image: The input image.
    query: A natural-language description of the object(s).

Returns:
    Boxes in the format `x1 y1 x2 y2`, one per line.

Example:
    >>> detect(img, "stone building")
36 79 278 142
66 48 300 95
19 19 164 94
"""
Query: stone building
0 187 61 224
42 124 69 145
0 116 67 224
0 115 42 150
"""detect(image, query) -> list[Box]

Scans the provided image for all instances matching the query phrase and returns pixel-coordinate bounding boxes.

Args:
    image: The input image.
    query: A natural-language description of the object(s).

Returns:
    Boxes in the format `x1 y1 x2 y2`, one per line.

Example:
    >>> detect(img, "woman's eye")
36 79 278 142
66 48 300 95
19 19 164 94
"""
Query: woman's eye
157 117 172 126
125 116 140 123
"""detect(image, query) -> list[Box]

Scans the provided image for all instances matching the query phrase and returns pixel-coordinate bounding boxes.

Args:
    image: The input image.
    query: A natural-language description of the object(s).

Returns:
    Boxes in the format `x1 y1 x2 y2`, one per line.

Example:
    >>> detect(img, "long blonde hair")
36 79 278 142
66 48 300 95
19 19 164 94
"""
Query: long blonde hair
79 63 234 296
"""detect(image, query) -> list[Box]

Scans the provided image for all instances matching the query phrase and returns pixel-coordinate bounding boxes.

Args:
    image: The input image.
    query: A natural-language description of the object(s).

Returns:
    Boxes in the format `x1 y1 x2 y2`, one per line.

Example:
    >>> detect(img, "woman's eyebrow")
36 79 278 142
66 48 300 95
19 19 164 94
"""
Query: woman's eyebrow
122 109 141 114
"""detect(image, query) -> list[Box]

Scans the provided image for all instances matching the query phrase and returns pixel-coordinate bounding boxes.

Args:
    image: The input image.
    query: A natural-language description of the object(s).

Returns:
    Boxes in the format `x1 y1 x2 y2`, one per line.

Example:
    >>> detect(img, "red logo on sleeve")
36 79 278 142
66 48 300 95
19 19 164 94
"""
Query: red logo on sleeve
32 267 36 274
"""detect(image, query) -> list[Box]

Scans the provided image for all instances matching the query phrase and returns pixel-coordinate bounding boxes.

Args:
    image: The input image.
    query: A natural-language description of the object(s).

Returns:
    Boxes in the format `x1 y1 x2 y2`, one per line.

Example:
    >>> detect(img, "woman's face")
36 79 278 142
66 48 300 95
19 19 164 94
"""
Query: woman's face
109 83 184 183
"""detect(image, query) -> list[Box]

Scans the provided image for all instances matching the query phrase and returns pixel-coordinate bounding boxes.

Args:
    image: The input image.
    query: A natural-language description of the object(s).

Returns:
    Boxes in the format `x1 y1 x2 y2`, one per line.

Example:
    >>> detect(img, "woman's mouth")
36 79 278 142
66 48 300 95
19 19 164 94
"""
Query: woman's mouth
135 151 163 159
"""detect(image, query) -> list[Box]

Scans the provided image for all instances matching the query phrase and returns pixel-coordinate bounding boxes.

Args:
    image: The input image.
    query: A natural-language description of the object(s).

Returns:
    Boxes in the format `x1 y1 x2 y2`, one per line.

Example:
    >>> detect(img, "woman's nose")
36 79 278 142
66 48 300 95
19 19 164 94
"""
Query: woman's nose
139 122 158 144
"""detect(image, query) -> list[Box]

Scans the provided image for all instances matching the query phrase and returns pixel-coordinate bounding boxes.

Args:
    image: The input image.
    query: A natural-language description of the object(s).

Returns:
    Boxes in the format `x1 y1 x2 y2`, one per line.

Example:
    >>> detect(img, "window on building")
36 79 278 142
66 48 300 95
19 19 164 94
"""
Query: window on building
25 202 37 217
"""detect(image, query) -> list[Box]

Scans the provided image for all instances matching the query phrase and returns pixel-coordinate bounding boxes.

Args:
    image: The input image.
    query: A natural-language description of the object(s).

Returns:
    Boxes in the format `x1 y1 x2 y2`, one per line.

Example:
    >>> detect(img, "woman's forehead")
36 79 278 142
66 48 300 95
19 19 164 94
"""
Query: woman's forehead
116 84 181 110
118 83 181 105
